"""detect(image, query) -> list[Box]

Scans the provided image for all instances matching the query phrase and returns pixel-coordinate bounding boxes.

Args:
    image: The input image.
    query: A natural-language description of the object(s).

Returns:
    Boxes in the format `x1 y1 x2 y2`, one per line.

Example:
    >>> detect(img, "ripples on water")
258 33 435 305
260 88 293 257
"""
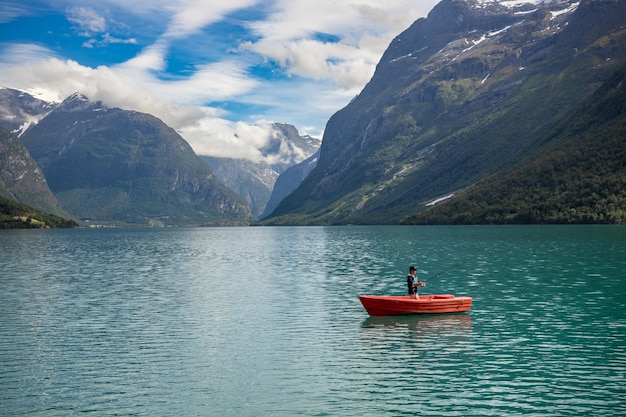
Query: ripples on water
1 226 625 416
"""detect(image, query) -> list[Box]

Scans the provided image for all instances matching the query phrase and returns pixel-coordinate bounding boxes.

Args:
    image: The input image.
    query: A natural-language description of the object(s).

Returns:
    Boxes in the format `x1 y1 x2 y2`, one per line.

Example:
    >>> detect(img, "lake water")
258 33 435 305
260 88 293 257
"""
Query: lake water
1 225 625 416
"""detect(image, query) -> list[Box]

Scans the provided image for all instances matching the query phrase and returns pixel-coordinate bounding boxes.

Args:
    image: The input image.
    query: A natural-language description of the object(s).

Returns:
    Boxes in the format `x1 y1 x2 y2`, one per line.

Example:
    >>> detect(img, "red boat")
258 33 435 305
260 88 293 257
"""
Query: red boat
358 294 472 316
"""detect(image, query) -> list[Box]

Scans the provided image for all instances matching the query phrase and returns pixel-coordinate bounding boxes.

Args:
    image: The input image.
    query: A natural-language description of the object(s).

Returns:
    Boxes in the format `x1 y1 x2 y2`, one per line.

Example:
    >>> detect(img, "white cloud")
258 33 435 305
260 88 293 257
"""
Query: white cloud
0 0 441 162
0 42 59 64
162 0 260 40
119 42 168 72
67 7 106 35
0 52 268 161
242 0 439 90
179 117 274 162
113 57 260 107
82 34 138 49
0 3 33 23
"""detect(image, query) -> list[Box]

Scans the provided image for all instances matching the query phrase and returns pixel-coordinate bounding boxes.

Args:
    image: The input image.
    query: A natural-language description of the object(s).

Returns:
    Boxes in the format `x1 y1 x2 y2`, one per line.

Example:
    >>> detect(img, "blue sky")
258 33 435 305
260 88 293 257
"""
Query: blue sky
0 0 439 161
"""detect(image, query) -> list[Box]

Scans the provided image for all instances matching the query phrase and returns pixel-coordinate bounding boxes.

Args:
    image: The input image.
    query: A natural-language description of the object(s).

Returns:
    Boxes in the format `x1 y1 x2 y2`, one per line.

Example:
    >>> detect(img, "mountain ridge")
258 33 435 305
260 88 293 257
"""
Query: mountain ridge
19 95 252 226
0 89 321 226
262 0 626 225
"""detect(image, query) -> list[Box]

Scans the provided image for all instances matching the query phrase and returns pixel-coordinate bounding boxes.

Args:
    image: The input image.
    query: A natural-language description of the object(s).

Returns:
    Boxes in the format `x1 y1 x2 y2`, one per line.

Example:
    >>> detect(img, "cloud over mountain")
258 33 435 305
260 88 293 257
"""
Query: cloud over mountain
0 0 439 162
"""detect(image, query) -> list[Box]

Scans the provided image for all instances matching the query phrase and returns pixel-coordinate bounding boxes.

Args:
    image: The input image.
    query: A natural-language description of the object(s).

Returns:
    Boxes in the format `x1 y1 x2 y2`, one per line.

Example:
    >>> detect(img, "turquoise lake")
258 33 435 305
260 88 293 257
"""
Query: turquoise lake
1 225 625 416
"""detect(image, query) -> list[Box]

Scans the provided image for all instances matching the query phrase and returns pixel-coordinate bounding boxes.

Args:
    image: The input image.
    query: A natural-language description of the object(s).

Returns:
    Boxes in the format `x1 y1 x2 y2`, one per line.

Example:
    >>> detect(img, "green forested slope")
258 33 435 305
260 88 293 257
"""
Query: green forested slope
0 195 78 228
402 65 626 225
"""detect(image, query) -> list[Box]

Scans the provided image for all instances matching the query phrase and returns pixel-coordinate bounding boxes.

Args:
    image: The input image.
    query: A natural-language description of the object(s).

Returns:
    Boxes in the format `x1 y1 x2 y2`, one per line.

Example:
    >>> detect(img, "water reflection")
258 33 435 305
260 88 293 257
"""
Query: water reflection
360 314 473 349
362 313 472 331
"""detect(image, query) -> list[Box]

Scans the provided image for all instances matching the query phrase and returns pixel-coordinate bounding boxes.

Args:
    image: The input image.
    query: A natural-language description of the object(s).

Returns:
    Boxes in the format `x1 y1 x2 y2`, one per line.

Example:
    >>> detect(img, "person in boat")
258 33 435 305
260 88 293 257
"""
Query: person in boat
407 265 425 299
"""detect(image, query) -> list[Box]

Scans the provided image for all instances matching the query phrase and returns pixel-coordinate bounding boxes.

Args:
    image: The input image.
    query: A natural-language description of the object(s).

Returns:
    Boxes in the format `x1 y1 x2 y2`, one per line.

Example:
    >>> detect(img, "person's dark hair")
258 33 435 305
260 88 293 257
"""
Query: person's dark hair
409 265 416 271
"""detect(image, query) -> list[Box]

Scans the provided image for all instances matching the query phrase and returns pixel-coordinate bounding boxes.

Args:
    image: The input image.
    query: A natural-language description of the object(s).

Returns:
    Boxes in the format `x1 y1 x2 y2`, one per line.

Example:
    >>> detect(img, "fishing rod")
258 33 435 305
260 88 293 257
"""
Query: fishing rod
422 263 461 283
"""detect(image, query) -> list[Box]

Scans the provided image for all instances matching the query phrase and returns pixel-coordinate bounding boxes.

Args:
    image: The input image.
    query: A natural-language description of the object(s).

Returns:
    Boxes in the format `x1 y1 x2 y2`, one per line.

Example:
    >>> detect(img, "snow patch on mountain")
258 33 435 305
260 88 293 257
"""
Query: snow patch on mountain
21 88 60 104
550 2 580 19
426 194 454 206
12 120 35 137
473 0 580 13
474 0 555 8
0 87 57 137
430 0 580 69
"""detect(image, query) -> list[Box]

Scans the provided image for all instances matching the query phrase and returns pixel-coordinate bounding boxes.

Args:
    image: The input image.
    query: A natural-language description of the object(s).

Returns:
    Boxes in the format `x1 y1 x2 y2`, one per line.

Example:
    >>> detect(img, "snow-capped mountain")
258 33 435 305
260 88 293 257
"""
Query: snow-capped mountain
202 123 321 217
0 88 57 137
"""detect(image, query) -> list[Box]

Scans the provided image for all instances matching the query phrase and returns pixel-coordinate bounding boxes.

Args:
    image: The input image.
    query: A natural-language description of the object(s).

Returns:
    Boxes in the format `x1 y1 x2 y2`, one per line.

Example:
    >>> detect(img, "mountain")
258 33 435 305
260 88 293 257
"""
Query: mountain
402 63 626 224
263 0 626 225
0 126 67 216
261 149 319 219
201 155 277 219
20 93 252 226
202 123 320 218
0 88 56 136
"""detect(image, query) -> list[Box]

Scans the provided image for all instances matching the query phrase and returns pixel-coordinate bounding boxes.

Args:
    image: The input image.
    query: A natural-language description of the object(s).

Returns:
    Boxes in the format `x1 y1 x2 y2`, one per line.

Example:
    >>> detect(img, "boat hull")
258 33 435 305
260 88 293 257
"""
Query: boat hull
358 294 472 316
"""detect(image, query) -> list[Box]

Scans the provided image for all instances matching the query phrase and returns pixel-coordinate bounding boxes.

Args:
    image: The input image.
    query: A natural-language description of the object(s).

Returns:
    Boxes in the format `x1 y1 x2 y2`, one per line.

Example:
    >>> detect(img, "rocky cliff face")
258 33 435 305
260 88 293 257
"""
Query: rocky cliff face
261 149 319 219
0 127 65 216
265 0 626 225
